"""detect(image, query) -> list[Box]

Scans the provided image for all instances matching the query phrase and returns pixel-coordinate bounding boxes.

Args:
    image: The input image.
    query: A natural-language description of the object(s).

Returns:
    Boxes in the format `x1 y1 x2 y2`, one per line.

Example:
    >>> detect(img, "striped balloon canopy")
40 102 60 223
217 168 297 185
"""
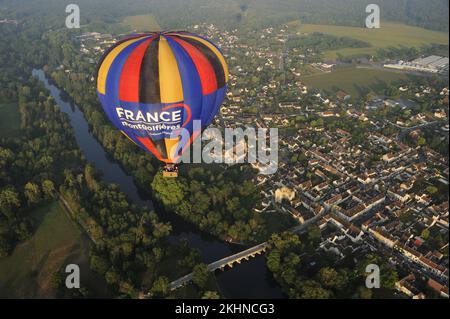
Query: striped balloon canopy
96 31 228 164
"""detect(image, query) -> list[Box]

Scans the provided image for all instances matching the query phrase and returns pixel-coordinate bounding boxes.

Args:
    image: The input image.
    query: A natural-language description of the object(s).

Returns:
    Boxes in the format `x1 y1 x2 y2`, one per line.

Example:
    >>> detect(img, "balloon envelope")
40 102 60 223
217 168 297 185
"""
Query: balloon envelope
96 31 228 163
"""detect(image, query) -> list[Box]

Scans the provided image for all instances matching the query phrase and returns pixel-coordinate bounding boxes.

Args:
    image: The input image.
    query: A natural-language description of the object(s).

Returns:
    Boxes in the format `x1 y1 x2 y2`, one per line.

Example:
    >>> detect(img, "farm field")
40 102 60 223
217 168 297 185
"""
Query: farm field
0 201 109 298
289 21 449 59
0 102 20 138
120 14 161 32
302 66 415 98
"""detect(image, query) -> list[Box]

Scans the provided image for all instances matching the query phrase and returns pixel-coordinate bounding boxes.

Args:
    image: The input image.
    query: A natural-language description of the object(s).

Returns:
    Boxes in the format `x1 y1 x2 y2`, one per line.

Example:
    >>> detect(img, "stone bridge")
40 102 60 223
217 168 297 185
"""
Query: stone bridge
168 242 268 291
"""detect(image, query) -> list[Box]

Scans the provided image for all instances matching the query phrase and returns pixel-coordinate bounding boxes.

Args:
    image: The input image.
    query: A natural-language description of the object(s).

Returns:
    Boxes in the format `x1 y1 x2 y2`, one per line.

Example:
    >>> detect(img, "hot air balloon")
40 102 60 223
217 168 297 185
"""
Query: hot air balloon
96 31 228 177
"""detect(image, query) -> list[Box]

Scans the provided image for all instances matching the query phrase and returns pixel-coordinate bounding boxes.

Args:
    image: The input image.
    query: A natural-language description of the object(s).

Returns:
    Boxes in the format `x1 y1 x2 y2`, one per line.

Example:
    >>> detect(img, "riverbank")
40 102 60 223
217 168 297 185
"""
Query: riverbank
33 68 285 298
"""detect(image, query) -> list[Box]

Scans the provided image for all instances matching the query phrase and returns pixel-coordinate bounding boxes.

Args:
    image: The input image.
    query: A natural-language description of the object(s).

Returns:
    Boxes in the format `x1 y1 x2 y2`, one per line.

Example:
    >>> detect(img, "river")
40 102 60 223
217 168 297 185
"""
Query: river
32 69 284 299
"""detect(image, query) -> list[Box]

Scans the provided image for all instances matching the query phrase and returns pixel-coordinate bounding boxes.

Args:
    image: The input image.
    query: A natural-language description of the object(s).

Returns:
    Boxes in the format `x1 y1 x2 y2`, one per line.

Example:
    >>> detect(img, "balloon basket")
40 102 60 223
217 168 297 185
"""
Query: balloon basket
163 164 178 178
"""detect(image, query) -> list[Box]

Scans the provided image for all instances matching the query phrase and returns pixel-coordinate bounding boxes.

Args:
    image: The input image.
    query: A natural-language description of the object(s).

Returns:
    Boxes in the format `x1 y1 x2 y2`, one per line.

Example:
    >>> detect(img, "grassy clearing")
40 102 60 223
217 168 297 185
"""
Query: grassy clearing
302 66 415 97
0 201 109 298
300 64 327 76
289 21 449 59
0 102 20 138
120 14 161 32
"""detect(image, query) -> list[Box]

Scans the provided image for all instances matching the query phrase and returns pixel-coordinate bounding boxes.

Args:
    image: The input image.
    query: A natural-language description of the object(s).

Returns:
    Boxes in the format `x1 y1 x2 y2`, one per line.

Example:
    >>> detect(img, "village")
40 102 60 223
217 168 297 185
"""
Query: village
73 22 449 299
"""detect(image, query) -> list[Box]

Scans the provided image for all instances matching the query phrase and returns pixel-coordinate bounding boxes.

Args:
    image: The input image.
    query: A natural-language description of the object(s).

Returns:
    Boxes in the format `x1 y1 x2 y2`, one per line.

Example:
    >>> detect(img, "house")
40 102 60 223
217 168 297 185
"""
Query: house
434 109 447 119
382 153 398 163
336 90 351 101
368 227 397 248
395 274 426 298
427 278 449 298
275 186 296 204
320 111 339 118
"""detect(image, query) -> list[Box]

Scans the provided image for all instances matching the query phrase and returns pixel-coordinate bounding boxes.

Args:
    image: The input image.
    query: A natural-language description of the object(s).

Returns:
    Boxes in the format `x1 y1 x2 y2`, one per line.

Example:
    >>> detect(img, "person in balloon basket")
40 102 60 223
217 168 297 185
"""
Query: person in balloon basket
163 163 179 177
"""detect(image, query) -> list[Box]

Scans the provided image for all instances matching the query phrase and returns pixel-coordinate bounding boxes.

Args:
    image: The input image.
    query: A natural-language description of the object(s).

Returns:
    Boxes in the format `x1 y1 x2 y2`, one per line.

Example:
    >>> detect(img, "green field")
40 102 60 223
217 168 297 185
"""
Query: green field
0 102 20 138
302 66 414 98
0 201 109 298
290 21 449 59
120 14 161 32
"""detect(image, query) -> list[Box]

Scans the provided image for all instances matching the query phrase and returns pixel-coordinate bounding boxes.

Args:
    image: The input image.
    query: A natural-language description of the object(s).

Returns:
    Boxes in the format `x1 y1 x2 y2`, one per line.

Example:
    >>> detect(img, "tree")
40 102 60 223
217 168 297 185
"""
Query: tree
24 182 41 204
151 276 170 297
84 164 98 191
21 86 31 97
0 147 14 165
300 280 332 299
354 286 373 299
42 180 56 198
421 229 430 240
426 186 438 196
318 267 346 290
202 291 220 299
266 250 281 272
50 271 65 289
192 263 209 289
0 188 20 213
105 269 120 286
0 234 12 257
418 137 426 146
307 225 322 246
119 281 136 296
90 255 110 275
152 221 172 239
151 172 184 207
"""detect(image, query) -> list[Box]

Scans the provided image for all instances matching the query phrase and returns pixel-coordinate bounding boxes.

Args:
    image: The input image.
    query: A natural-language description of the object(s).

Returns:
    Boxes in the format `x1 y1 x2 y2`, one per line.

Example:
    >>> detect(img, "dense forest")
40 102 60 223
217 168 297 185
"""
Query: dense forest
1 0 448 31
152 165 295 243
287 32 370 51
0 23 77 257
0 22 214 298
